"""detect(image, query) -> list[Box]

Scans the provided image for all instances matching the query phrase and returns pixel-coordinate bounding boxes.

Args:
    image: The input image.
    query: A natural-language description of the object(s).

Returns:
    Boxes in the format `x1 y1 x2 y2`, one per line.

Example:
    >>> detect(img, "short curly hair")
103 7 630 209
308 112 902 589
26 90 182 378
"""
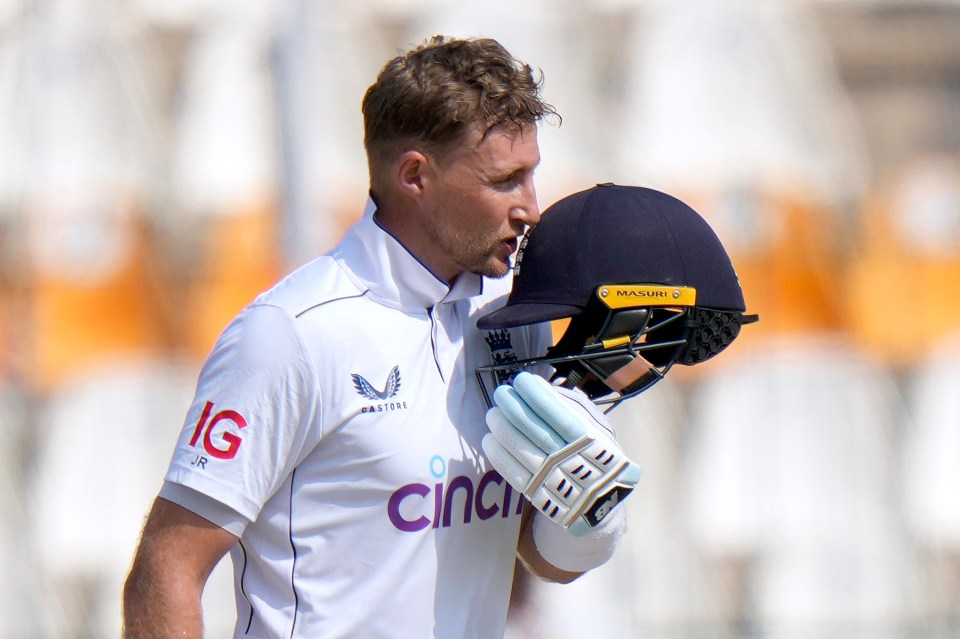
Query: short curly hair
362 35 557 178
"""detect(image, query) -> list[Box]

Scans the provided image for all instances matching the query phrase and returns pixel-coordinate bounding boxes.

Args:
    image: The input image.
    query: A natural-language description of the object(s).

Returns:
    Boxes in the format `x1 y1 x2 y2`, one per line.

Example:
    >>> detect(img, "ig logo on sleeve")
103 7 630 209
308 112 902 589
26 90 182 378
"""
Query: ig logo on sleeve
188 401 248 467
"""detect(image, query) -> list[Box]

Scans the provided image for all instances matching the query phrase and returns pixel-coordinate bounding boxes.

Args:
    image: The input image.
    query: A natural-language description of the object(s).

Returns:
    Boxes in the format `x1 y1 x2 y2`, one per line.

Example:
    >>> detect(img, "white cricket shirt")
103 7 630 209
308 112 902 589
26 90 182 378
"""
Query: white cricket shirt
162 198 549 638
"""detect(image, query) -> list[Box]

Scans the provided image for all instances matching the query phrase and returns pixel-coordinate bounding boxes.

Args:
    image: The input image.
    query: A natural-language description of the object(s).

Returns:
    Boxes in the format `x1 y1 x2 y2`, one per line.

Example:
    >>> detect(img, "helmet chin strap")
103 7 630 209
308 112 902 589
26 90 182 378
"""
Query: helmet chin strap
597 352 655 393
563 353 671 412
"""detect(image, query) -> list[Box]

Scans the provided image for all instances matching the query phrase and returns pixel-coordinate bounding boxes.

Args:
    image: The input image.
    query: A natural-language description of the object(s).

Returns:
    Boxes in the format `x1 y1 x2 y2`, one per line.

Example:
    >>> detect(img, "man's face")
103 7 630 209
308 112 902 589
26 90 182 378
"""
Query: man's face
420 122 541 281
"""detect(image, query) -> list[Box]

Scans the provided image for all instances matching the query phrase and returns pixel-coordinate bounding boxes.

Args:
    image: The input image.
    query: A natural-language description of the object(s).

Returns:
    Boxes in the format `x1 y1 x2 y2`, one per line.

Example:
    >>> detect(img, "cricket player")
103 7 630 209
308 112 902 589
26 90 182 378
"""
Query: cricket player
123 35 617 639
123 35 754 638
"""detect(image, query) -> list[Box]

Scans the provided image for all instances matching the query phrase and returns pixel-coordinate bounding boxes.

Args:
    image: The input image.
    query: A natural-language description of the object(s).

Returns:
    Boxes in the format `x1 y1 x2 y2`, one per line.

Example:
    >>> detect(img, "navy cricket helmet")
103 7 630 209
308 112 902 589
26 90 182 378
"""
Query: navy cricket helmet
477 183 758 410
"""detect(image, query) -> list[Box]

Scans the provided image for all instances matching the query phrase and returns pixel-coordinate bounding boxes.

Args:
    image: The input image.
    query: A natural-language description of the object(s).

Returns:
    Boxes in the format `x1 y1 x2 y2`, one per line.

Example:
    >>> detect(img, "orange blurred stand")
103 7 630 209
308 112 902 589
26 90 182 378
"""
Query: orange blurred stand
24 199 173 393
691 187 847 337
180 202 283 360
846 154 960 368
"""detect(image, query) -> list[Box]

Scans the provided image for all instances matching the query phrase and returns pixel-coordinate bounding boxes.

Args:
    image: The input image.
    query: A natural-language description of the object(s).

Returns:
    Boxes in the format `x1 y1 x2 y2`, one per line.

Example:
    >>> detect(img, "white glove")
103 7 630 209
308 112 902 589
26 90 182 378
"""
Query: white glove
482 371 641 537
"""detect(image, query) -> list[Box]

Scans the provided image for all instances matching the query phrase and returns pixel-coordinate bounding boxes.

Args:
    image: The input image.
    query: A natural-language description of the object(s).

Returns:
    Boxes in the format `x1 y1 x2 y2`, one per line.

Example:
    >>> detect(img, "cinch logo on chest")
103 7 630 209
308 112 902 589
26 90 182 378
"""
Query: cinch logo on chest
353 365 409 413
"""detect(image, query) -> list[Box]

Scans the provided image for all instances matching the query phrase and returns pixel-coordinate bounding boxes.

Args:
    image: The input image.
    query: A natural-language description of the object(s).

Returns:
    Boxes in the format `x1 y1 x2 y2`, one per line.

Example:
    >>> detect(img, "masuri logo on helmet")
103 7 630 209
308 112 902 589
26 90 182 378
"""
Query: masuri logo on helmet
476 183 758 411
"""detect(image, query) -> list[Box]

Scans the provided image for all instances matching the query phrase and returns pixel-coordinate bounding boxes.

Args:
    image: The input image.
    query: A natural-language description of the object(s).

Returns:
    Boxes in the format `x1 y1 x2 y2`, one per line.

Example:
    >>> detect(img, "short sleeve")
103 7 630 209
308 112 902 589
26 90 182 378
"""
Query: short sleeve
164 303 321 524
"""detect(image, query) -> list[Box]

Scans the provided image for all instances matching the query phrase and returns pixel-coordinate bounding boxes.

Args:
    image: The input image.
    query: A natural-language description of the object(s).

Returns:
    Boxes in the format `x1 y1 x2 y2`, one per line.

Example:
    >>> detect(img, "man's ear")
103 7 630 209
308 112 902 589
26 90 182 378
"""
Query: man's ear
396 150 430 198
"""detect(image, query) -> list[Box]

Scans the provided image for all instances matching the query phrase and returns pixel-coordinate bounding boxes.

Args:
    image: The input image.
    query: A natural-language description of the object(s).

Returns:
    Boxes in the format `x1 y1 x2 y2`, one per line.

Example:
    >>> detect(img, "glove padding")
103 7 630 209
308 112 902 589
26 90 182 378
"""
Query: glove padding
482 372 641 537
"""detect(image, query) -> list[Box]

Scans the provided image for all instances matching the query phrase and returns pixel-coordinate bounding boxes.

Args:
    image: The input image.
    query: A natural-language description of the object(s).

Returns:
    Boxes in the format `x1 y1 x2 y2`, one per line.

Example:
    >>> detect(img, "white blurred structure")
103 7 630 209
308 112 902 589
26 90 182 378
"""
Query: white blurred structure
271 0 377 264
0 385 67 638
614 0 868 209
902 333 960 634
904 339 960 548
684 341 918 637
170 3 278 219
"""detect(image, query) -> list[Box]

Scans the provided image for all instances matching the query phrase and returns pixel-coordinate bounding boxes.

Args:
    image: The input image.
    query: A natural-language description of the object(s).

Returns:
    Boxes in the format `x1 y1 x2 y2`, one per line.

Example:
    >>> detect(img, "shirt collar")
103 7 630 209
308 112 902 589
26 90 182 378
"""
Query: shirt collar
333 197 484 310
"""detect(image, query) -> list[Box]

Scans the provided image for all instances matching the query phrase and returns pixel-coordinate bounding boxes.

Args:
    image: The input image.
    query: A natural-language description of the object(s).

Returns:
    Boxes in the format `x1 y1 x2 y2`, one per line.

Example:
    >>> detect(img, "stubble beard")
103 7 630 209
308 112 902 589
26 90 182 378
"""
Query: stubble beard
424 220 512 279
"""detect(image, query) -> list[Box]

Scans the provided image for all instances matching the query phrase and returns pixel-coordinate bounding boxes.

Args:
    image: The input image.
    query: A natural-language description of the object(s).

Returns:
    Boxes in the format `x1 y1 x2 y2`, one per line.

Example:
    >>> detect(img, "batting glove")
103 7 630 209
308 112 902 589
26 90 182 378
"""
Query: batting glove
482 371 641 537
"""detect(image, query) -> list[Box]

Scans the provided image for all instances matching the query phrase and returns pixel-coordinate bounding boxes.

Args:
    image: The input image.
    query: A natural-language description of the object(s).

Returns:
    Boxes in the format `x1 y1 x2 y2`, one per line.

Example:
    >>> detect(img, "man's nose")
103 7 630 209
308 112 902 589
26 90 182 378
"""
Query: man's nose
511 179 540 226
513 203 540 228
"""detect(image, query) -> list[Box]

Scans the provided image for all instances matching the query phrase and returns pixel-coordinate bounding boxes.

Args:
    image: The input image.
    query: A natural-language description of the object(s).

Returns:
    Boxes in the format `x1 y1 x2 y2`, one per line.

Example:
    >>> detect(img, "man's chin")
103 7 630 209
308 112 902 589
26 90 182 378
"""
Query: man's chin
472 257 512 279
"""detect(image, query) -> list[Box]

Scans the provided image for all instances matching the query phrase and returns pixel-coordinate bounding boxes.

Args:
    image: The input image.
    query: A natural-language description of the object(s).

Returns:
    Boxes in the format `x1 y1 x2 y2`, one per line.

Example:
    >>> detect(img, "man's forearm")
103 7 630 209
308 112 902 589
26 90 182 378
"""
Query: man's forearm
123 558 206 638
123 497 238 637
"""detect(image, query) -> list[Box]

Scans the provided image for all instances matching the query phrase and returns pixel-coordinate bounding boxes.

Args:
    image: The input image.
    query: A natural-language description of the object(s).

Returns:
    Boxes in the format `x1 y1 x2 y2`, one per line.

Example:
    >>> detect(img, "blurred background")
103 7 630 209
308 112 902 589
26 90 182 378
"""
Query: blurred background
0 0 959 636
